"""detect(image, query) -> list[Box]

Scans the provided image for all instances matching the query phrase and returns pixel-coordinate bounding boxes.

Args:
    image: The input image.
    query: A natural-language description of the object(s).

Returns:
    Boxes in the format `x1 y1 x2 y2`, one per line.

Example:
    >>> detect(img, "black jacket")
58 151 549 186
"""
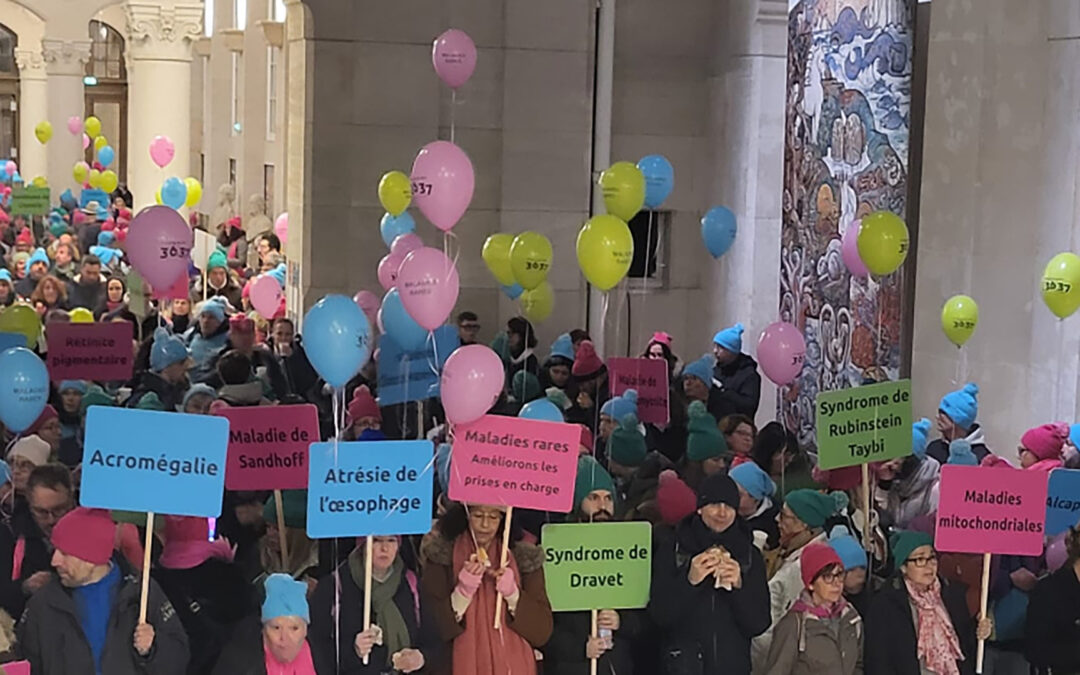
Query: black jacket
925 426 990 466
1025 565 1080 673
544 609 643 675
0 508 53 620
126 371 189 412
210 615 270 675
711 353 762 418
649 514 771 675
67 277 106 312
865 574 977 675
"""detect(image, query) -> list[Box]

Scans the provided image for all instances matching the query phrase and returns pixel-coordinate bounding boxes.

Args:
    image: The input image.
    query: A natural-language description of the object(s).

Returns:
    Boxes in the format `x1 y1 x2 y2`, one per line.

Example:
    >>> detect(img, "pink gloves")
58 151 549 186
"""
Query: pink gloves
455 566 483 598
496 567 518 599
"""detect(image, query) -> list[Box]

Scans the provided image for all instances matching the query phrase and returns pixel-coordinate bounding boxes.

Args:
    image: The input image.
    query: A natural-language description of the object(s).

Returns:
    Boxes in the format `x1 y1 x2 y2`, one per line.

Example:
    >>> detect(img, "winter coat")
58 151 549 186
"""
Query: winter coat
864 574 977 675
711 353 762 418
649 514 771 675
0 509 53 620
762 601 863 675
882 457 940 529
270 337 320 401
191 275 243 311
543 608 643 675
744 497 781 551
18 565 190 675
126 371 189 412
752 532 827 668
209 615 269 675
184 321 230 384
925 425 990 466
67 276 106 312
1025 565 1080 674
620 451 677 525
309 558 443 674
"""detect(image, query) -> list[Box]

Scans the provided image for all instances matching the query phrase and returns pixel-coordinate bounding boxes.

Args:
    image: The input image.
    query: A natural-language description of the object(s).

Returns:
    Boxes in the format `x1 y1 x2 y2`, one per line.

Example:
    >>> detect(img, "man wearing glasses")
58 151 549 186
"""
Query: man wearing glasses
456 311 481 346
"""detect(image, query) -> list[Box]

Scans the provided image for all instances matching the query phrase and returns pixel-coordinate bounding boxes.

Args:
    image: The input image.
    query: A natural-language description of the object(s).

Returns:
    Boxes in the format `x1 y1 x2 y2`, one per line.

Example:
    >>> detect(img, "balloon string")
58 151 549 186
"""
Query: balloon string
450 90 457 145
427 331 440 378
639 210 655 355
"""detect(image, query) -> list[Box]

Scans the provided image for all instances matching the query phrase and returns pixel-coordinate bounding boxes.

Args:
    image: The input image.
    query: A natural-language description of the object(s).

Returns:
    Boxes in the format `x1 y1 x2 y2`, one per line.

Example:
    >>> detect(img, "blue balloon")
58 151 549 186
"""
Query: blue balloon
431 324 461 369
0 347 49 433
160 176 187 210
381 288 428 352
302 294 372 388
701 206 737 258
638 154 674 209
380 211 416 248
502 283 524 300
98 145 115 168
518 398 564 422
10 172 20 184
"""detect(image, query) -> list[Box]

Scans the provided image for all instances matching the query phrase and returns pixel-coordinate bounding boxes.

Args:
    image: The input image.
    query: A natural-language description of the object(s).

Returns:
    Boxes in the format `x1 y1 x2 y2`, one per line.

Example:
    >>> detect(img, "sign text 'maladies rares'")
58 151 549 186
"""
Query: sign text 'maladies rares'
542 522 652 611
815 379 912 470
218 404 319 490
45 321 133 382
448 415 581 512
80 407 229 518
935 465 1048 556
607 357 669 425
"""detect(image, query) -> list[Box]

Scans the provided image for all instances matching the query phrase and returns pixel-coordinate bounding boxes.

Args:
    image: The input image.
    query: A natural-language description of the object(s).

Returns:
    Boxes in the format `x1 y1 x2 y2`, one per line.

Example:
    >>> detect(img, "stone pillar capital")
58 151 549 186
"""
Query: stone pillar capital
14 49 47 80
125 2 203 63
41 38 92 76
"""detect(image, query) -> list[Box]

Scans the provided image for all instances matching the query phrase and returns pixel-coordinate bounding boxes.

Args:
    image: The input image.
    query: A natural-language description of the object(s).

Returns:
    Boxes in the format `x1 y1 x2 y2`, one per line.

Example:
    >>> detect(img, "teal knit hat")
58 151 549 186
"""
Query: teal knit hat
608 413 647 467
574 455 615 511
785 489 848 529
685 401 728 461
890 530 934 567
511 370 542 403
263 490 307 529
207 249 228 271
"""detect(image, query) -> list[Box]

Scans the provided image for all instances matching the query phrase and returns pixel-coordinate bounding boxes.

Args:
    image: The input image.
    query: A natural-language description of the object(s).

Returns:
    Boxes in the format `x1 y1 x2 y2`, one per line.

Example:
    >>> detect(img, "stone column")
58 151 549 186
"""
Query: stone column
14 49 48 183
125 2 203 210
42 38 92 193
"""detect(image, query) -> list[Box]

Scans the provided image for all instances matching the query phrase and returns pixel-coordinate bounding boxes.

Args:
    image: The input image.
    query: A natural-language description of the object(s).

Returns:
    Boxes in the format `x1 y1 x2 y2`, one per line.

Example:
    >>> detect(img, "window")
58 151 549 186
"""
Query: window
234 0 247 28
228 158 237 185
204 0 214 36
266 46 279 140
0 23 17 161
627 210 670 288
270 0 286 22
86 21 126 81
230 52 242 135
263 164 275 213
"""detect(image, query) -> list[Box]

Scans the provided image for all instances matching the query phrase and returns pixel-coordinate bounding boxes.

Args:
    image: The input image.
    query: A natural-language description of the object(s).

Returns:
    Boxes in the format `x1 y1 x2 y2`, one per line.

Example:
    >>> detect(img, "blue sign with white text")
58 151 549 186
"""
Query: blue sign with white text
79 188 110 209
81 407 230 517
1046 468 1080 536
376 326 459 406
306 440 434 538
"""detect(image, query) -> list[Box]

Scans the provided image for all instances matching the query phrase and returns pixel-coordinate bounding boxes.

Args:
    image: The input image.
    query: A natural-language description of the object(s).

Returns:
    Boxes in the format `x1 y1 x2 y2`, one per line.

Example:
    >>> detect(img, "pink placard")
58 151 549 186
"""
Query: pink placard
218 404 319 490
448 415 580 512
152 273 190 301
935 465 1048 556
2 661 30 675
46 321 134 382
607 357 670 425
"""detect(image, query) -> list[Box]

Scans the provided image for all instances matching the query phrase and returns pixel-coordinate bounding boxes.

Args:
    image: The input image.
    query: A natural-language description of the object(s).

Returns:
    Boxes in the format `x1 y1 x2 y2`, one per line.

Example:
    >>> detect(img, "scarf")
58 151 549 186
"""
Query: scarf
789 589 847 619
451 534 537 675
72 563 121 675
348 547 410 665
263 638 316 675
906 577 963 675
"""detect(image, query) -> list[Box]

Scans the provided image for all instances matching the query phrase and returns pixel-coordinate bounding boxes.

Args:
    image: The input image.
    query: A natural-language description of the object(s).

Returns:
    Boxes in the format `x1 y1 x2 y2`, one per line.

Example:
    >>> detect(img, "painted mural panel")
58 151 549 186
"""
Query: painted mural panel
780 0 913 453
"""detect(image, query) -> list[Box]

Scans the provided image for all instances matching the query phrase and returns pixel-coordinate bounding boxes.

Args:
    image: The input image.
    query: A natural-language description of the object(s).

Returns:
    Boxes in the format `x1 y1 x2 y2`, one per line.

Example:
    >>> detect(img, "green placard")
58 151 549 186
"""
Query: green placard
541 521 651 611
10 186 50 215
816 379 913 470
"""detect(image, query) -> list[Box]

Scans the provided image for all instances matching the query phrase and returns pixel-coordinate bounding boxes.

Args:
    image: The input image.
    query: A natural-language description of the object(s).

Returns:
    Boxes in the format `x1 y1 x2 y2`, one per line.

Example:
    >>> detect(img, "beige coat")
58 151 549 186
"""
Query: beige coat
760 603 863 675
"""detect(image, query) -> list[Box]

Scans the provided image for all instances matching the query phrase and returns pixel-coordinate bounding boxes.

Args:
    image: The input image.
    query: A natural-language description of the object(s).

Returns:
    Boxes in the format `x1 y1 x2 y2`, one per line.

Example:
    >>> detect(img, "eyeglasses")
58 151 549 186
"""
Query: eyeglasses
31 505 71 521
460 323 480 331
906 554 938 568
818 571 845 584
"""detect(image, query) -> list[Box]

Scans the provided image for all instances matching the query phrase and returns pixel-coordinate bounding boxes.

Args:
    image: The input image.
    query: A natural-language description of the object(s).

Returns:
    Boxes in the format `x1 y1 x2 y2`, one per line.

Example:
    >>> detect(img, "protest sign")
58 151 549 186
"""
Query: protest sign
81 407 229 517
815 379 912 470
607 357 669 425
377 327 459 405
2 661 29 675
1045 468 1080 536
46 321 133 382
936 465 1048 555
79 188 109 208
0 332 26 352
306 440 433 538
191 230 218 271
219 404 319 490
448 415 580 512
542 522 652 611
9 186 49 215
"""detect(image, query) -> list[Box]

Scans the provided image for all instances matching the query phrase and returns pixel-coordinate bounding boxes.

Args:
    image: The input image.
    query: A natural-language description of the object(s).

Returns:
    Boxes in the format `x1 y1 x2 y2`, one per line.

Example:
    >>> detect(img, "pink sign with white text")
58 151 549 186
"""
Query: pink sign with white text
935 465 1048 556
46 321 133 382
448 415 580 512
218 404 319 490
608 357 669 425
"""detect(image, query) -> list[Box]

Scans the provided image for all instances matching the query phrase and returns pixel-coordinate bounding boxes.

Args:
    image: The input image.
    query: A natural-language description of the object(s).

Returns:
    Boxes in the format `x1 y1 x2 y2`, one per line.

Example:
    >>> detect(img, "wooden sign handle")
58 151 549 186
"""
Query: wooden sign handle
362 535 373 665
138 511 155 624
273 489 289 571
493 506 514 630
976 552 991 673
590 608 599 675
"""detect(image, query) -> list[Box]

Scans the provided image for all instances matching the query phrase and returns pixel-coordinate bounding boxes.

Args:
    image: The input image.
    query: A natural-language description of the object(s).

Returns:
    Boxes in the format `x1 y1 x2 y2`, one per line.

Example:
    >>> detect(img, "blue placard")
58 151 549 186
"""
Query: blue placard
81 407 229 517
306 440 434 538
0 333 27 352
79 188 110 208
1046 468 1080 536
376 326 459 406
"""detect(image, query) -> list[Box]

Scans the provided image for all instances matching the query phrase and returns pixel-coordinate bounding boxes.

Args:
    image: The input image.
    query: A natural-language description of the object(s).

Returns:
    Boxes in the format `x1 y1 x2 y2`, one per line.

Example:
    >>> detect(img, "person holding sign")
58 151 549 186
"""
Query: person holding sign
18 507 190 674
650 473 770 675
420 503 552 675
866 531 991 675
309 536 441 673
878 419 941 529
211 573 316 674
1025 524 1080 673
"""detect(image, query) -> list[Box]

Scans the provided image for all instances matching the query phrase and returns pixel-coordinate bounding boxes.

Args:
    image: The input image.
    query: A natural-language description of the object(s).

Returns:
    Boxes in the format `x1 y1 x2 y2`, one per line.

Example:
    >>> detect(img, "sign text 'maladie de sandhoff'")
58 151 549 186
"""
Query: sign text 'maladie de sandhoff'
935 465 1048 556
607 357 669 425
46 321 133 382
218 404 319 490
815 379 912 470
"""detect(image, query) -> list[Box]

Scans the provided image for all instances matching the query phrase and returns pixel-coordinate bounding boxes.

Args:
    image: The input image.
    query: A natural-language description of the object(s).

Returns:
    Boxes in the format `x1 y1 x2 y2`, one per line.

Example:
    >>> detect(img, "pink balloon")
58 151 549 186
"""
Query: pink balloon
149 135 175 168
390 233 423 257
757 321 807 386
353 290 381 326
274 212 288 241
432 29 477 89
82 133 90 150
3 161 15 178
126 205 193 291
67 116 82 135
841 219 869 278
1047 533 1069 572
397 247 460 331
440 344 504 425
377 252 405 291
410 141 474 232
250 275 284 319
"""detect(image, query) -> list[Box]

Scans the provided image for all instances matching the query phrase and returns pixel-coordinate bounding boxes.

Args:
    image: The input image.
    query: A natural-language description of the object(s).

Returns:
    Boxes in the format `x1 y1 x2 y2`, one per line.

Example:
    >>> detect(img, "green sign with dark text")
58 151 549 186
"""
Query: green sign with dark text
10 187 49 215
816 379 912 470
542 522 651 611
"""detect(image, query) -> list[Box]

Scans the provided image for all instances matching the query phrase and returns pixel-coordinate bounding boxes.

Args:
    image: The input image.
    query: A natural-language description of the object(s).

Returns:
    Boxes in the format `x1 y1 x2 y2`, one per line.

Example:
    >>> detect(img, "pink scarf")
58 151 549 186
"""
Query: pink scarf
905 578 963 675
789 590 847 619
263 639 316 675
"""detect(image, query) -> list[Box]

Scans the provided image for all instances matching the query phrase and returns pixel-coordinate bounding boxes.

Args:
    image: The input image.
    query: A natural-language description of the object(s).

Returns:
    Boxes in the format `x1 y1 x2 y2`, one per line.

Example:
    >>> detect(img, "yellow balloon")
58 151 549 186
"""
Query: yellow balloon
509 231 553 291
482 234 516 286
1041 252 1080 319
87 169 102 189
184 177 203 208
0 305 42 347
99 169 119 194
31 176 47 188
73 161 89 184
93 135 108 153
155 187 163 205
941 295 978 347
856 210 909 276
378 171 412 216
599 161 645 222
520 281 554 323
576 214 634 291
84 115 102 139
69 307 95 324
34 121 52 145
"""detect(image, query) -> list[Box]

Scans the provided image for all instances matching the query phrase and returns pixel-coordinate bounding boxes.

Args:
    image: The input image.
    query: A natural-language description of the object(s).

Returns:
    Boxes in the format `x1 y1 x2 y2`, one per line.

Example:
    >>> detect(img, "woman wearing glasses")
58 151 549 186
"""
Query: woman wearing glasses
761 542 863 675
866 531 992 675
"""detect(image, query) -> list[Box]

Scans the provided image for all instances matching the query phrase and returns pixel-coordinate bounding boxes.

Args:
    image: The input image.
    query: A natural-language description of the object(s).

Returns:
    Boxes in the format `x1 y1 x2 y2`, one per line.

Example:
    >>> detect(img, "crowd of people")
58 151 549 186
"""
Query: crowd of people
1 187 1079 675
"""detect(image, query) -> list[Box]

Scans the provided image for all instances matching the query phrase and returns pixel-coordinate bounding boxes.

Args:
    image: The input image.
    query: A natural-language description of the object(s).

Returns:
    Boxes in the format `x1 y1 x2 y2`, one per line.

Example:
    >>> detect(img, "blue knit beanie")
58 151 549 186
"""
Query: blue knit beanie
681 355 714 386
268 263 287 287
946 439 978 466
0 269 11 283
197 297 227 323
828 525 867 570
729 462 776 501
180 383 217 410
939 383 978 430
549 333 574 362
261 573 310 623
26 247 49 270
712 322 744 353
1071 424 1080 449
150 328 189 372
97 230 116 247
912 418 932 460
58 380 87 395
601 389 638 421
